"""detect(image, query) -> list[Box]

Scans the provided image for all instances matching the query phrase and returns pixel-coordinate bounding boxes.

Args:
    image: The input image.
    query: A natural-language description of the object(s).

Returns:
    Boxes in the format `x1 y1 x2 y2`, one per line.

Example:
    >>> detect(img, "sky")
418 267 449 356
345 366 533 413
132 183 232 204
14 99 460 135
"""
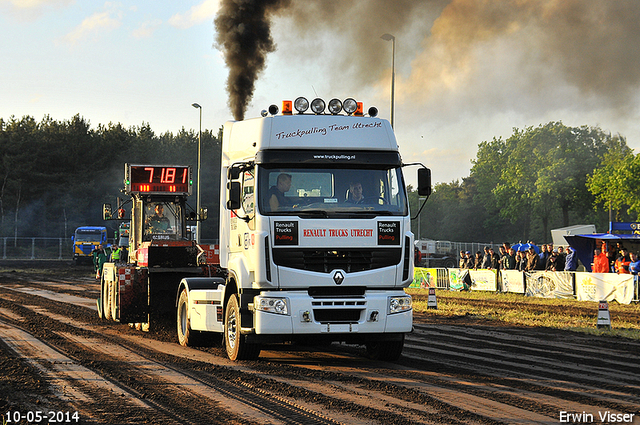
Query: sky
2 0 640 187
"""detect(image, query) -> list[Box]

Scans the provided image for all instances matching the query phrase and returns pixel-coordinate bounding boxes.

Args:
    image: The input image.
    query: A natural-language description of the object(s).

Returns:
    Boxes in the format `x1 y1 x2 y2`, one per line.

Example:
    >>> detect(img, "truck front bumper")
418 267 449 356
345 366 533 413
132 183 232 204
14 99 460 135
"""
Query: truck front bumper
248 290 412 343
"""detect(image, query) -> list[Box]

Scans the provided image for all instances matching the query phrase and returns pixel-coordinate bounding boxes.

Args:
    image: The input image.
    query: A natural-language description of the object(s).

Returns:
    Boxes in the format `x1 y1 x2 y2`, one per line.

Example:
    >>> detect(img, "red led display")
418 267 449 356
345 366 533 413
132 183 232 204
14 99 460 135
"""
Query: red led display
127 165 191 194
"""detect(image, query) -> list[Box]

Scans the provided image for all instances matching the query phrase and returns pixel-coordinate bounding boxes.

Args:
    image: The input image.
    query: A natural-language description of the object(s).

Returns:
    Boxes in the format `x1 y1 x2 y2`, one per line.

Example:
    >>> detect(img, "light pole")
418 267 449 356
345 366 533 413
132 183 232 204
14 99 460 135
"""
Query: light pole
191 103 202 244
381 33 395 128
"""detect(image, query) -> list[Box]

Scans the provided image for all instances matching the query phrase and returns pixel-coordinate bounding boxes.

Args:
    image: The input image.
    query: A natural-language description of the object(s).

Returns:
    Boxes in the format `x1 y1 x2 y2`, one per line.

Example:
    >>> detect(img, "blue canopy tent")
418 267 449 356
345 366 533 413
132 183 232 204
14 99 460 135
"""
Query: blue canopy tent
564 232 640 272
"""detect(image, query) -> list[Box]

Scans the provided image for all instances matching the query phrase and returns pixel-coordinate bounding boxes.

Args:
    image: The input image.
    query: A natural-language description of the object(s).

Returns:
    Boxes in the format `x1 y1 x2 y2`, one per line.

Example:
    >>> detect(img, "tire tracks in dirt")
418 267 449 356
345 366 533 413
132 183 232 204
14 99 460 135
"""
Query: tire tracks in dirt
1 267 639 424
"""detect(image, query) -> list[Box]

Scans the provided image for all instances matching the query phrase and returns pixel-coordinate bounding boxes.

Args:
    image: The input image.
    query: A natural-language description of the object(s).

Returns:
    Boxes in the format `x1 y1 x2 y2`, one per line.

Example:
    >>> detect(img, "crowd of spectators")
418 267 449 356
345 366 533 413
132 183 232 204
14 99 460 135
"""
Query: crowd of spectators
457 242 578 272
592 241 640 275
455 241 640 276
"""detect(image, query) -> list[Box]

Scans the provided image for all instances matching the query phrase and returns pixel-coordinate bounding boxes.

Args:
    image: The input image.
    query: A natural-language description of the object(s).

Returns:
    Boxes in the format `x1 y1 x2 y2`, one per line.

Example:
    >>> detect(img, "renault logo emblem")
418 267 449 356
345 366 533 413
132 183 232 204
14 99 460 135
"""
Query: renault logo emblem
333 271 344 285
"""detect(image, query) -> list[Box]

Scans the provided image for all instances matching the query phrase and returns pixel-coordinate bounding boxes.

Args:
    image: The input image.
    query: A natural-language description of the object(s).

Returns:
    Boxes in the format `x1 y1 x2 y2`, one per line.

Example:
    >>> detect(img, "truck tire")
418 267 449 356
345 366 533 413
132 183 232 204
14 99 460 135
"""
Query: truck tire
177 289 202 347
97 276 105 320
443 258 457 269
109 278 118 321
366 335 404 361
103 275 112 321
224 294 260 361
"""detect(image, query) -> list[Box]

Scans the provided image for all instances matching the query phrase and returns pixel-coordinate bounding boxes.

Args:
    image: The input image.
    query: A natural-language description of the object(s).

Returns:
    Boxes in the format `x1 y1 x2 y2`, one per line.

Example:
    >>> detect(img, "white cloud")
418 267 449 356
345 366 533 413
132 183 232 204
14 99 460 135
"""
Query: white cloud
0 0 73 20
168 0 219 29
132 18 162 39
58 6 122 45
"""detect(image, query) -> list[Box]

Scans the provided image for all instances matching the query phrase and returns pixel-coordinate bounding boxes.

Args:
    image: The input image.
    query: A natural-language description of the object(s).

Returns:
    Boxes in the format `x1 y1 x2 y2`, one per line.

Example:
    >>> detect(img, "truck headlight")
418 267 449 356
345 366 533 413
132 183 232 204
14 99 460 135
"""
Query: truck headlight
388 295 412 314
255 296 290 315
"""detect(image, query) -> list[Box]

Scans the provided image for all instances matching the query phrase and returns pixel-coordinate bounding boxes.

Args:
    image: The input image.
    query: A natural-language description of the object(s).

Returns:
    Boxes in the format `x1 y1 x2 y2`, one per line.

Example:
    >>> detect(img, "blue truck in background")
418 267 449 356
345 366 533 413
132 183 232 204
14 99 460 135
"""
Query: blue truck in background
72 226 108 265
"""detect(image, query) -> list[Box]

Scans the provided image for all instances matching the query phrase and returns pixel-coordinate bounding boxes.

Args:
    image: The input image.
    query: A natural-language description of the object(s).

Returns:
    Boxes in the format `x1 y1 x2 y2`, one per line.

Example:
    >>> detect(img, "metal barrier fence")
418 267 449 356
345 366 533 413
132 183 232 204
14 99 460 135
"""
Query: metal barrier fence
414 267 640 304
1 237 70 260
0 237 221 261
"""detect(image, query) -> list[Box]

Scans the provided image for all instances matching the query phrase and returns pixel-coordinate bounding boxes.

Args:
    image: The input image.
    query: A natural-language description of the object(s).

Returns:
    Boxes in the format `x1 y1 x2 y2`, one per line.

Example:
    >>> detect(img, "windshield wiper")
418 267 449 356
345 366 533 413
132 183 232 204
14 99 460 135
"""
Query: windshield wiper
295 209 329 218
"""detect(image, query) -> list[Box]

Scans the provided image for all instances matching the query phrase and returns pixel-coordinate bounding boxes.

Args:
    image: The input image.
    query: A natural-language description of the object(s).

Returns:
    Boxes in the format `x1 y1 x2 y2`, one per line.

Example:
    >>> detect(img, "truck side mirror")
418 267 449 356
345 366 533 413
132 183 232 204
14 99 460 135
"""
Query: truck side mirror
200 207 208 221
103 204 113 220
227 182 241 210
417 168 432 197
228 165 242 180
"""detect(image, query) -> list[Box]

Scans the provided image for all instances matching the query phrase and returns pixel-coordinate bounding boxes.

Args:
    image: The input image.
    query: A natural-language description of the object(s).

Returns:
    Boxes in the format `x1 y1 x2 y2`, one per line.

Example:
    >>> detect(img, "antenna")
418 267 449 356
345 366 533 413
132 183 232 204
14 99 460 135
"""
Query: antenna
311 85 319 98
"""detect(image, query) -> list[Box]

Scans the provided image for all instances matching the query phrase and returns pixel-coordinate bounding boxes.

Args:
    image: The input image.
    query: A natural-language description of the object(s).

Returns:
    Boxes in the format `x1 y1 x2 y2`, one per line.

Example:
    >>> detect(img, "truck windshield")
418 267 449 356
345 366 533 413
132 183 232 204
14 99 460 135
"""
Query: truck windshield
143 201 184 240
258 166 407 216
74 232 102 242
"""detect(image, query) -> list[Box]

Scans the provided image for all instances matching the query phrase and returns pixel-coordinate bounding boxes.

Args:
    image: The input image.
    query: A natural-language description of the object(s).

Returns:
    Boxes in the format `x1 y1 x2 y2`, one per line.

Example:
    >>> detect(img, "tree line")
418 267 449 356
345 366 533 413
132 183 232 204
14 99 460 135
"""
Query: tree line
1 115 634 245
0 115 221 241
409 121 633 244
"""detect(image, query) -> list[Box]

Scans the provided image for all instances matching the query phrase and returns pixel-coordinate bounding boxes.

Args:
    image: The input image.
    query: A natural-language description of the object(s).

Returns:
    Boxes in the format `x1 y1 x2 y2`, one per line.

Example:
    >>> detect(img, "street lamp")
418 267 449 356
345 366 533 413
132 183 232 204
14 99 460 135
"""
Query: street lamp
380 33 395 128
191 102 202 244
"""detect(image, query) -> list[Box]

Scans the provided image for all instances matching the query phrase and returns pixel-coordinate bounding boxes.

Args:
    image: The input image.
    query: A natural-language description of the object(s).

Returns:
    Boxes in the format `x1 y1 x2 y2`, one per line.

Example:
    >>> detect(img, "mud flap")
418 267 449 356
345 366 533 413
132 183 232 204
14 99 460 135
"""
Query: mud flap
117 267 149 323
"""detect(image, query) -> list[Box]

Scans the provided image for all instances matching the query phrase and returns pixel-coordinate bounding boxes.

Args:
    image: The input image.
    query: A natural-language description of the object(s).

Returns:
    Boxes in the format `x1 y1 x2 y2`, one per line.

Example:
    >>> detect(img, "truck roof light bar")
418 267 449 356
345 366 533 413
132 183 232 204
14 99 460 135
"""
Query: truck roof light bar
328 98 342 115
294 97 309 113
269 97 377 117
282 100 293 115
311 98 325 114
343 98 357 115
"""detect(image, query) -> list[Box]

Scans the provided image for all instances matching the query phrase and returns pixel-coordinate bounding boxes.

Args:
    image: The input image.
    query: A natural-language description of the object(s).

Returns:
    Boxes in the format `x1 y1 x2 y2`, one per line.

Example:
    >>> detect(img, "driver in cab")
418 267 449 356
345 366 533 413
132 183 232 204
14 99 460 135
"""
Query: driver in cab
268 173 292 211
346 181 366 204
146 203 171 233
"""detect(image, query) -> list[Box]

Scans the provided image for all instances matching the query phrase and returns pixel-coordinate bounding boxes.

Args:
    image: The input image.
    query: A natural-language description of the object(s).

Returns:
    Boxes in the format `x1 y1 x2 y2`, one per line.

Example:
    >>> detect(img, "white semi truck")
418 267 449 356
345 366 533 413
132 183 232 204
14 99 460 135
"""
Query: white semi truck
178 97 431 360
99 97 431 362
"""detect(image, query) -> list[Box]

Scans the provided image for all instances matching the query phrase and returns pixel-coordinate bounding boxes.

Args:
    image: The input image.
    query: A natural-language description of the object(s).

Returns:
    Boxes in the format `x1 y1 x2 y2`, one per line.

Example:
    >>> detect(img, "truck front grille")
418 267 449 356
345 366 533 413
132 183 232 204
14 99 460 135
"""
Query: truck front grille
272 248 401 273
313 308 363 323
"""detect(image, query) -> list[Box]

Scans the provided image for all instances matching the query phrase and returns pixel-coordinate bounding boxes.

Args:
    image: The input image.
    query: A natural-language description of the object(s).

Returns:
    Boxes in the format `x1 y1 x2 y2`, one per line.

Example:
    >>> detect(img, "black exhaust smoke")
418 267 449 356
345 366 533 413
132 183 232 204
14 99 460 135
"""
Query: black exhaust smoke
215 0 291 121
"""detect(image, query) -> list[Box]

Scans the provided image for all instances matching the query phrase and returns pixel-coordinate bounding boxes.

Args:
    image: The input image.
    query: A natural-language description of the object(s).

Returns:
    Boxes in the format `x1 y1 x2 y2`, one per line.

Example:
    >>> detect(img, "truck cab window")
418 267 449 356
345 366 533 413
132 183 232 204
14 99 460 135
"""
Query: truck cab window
242 169 256 229
143 201 184 240
259 167 407 216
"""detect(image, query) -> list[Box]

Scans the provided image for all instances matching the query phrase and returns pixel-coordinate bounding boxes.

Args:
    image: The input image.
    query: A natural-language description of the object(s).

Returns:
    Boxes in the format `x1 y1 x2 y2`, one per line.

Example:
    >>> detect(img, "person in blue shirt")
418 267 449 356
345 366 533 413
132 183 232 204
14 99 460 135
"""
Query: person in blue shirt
628 251 640 275
564 246 578 271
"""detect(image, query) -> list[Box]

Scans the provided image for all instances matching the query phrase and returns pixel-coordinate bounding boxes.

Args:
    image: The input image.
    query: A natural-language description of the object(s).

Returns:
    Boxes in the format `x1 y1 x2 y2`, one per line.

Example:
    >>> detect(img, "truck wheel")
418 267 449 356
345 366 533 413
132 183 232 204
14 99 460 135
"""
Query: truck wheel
443 258 457 269
97 276 105 320
109 278 118 321
366 335 404 361
103 275 112 321
224 294 260 361
177 289 202 347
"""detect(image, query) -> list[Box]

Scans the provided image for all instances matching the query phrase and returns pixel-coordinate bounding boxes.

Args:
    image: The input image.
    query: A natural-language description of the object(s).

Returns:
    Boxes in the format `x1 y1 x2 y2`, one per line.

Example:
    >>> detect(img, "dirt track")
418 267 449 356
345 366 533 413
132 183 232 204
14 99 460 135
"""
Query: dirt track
0 261 639 424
